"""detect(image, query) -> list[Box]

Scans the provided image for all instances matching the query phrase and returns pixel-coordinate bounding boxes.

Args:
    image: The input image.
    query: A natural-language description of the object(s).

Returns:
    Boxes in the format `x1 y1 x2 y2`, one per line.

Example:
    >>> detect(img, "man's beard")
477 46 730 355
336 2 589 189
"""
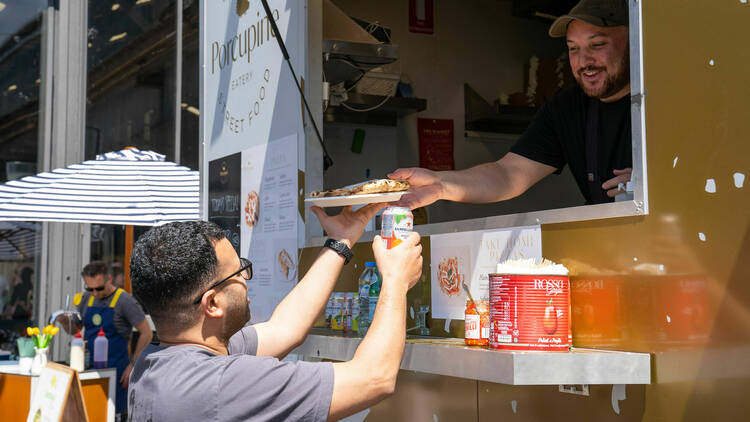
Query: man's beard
576 52 630 99
220 292 251 344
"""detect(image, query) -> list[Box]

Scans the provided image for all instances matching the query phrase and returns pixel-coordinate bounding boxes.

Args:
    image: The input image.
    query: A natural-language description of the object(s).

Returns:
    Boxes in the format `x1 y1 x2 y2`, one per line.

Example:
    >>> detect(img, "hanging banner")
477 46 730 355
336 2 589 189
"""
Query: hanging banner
430 225 542 319
418 118 454 171
202 0 307 321
409 0 434 34
202 0 306 160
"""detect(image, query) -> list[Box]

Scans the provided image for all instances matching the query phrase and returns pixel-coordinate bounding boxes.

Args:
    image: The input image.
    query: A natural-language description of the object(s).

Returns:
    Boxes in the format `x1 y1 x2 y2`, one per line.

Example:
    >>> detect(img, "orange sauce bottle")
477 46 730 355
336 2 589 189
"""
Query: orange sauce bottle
464 298 489 346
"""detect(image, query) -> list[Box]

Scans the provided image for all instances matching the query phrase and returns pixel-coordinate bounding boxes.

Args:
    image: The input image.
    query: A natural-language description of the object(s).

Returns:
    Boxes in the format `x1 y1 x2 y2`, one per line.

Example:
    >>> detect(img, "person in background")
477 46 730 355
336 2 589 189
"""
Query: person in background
127 204 423 421
391 0 633 209
56 261 152 419
7 267 34 320
111 262 125 289
0 272 10 315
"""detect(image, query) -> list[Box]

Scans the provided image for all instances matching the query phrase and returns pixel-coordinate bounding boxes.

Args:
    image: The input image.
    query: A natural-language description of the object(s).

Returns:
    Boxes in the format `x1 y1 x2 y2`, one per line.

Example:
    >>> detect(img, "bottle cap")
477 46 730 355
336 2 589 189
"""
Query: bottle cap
365 261 376 267
97 327 105 336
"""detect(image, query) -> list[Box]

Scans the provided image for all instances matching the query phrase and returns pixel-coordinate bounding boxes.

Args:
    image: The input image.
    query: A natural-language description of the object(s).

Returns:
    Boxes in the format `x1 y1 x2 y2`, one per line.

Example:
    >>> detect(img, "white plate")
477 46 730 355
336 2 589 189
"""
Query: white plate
304 191 408 207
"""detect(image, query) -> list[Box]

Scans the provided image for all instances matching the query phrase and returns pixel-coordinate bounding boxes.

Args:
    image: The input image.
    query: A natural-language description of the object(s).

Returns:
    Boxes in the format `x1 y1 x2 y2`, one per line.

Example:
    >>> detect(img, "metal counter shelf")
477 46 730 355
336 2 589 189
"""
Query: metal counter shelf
293 329 651 385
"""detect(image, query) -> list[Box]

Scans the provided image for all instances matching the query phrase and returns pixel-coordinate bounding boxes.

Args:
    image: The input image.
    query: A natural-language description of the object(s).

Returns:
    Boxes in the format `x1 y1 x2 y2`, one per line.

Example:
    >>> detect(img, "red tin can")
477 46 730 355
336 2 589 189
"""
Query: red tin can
489 273 571 351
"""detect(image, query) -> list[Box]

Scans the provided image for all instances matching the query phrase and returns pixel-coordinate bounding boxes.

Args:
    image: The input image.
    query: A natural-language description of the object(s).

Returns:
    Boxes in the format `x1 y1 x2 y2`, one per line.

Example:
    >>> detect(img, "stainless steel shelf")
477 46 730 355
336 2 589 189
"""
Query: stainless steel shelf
293 333 651 385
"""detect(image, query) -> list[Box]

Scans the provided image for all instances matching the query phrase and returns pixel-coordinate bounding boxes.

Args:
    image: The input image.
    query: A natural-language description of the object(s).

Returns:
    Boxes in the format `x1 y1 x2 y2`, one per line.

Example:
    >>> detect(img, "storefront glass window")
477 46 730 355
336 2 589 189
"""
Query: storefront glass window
0 0 47 355
85 0 200 281
85 0 182 272
180 0 199 170
85 0 177 161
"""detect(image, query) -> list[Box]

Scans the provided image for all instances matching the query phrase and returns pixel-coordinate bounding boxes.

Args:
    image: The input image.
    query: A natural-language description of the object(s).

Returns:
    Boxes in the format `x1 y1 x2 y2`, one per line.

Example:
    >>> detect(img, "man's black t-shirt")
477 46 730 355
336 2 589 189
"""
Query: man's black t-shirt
510 83 632 204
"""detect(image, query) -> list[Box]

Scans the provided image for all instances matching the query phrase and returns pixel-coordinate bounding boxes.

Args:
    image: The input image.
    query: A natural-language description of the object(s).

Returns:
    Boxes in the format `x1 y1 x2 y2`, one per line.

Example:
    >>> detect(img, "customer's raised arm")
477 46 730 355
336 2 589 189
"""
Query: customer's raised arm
328 233 423 420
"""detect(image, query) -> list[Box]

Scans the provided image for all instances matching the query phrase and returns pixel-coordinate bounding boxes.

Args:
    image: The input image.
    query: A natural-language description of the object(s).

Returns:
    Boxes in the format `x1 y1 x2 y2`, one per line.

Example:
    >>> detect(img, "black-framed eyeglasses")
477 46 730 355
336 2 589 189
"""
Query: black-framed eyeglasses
193 257 253 304
85 286 106 292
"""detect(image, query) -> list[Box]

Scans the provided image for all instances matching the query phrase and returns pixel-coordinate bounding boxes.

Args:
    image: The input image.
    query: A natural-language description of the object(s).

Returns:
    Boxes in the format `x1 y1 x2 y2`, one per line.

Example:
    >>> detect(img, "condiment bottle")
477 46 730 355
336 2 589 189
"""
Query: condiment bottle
465 295 490 346
70 330 85 371
93 327 108 368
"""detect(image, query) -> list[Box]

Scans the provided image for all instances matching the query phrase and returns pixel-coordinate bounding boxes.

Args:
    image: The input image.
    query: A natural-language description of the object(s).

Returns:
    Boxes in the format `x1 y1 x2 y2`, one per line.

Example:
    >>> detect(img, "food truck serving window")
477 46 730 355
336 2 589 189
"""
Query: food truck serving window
307 0 648 241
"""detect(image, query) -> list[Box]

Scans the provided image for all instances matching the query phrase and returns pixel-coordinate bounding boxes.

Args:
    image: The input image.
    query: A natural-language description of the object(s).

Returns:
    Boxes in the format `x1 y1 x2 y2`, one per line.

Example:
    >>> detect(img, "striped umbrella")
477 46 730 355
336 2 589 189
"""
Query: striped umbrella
0 222 39 261
0 148 199 226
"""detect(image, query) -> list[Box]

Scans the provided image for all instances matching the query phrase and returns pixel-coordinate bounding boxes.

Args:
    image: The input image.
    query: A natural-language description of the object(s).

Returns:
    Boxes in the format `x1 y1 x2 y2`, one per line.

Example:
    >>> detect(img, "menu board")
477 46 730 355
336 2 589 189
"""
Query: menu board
430 225 542 319
240 134 299 323
208 153 242 254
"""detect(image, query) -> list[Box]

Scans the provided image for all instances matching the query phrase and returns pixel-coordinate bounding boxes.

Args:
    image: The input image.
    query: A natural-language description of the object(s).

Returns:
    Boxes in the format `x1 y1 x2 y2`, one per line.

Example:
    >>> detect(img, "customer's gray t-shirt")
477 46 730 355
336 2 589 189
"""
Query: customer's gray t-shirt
127 325 334 422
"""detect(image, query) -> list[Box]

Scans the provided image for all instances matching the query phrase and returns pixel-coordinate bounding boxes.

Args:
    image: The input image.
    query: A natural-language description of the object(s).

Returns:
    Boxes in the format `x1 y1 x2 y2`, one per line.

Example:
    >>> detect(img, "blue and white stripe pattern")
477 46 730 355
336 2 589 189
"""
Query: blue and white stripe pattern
0 222 39 261
0 148 199 226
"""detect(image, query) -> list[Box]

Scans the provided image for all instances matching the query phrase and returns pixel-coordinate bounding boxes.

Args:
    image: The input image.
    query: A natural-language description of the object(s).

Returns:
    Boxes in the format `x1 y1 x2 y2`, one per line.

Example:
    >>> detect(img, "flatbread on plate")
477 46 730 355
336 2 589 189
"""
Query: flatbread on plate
309 179 409 198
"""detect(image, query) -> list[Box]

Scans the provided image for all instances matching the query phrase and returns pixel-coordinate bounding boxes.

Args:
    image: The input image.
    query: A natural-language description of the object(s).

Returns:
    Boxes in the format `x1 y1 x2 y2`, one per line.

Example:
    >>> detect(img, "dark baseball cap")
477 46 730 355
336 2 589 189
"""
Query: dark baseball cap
549 0 629 38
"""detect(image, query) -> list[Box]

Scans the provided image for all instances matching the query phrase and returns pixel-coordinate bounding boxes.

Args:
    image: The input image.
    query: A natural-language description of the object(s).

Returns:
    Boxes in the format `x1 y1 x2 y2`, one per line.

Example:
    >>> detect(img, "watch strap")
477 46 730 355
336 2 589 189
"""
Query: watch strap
323 238 353 264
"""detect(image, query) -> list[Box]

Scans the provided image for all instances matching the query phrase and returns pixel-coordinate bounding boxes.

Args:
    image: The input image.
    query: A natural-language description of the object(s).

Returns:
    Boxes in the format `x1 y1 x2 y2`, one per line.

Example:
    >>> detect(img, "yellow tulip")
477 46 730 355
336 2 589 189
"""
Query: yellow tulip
43 326 49 335
27 327 34 336
51 327 59 335
33 327 40 336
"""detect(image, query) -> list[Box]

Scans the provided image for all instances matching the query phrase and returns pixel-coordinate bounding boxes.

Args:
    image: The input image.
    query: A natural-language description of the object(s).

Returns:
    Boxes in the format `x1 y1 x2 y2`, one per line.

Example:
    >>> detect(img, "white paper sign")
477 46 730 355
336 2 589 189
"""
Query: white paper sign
430 225 542 319
240 134 298 323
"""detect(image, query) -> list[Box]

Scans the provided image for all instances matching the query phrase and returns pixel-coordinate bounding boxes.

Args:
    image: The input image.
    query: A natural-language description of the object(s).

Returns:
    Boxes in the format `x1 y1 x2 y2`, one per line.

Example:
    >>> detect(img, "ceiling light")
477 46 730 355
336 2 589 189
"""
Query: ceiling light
112 4 120 11
8 84 17 91
109 32 127 42
135 0 151 5
186 106 200 116
0 3 6 13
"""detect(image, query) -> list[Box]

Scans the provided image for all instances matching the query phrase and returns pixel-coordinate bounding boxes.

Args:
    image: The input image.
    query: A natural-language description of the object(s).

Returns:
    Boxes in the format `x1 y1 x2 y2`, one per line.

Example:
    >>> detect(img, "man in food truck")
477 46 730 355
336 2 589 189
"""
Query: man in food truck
391 0 633 208
127 204 423 421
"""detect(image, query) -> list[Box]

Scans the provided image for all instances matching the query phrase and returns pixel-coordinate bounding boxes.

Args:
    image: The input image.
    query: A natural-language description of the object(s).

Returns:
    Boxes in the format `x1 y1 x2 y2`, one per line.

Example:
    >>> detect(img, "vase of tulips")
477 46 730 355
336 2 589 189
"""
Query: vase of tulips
27 325 59 375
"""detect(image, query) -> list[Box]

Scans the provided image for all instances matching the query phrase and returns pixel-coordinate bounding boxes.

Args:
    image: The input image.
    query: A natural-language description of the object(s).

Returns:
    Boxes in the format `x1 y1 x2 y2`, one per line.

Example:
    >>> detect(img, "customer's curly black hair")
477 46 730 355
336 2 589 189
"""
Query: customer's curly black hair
130 221 225 332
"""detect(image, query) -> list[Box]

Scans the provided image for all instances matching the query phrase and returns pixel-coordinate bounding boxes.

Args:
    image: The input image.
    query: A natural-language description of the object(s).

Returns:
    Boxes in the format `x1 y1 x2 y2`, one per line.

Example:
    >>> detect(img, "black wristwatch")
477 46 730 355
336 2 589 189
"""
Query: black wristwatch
324 238 353 264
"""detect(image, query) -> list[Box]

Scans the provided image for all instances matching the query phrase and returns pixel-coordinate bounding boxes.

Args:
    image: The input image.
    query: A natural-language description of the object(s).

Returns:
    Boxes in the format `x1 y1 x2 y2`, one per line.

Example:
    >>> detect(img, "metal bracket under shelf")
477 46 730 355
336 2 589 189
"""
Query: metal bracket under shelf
559 384 590 396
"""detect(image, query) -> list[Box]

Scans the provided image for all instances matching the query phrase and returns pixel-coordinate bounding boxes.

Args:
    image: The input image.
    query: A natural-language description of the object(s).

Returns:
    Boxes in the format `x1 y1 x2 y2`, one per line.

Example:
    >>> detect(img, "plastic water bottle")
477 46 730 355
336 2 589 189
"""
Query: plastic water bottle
70 330 85 372
357 262 381 336
93 327 108 369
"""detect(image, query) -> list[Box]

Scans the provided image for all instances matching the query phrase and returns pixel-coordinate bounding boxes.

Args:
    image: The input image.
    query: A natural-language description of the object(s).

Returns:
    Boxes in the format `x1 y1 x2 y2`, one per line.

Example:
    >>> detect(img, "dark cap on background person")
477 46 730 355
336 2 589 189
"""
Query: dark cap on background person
549 0 629 38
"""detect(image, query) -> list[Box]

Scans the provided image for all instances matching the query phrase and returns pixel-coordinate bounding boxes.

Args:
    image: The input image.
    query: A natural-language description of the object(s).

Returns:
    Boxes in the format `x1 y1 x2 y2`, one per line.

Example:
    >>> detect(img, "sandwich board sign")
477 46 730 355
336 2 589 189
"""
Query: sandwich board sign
26 362 89 422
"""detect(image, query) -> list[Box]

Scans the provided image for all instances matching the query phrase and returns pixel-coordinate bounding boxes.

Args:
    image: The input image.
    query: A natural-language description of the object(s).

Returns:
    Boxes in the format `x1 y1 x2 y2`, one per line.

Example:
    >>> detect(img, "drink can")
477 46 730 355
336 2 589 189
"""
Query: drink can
488 273 570 351
381 207 413 249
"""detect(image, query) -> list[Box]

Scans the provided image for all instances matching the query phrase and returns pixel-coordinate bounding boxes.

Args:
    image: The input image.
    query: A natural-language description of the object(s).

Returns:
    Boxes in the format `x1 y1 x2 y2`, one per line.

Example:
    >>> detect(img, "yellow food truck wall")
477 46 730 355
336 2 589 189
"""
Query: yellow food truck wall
301 1 750 420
